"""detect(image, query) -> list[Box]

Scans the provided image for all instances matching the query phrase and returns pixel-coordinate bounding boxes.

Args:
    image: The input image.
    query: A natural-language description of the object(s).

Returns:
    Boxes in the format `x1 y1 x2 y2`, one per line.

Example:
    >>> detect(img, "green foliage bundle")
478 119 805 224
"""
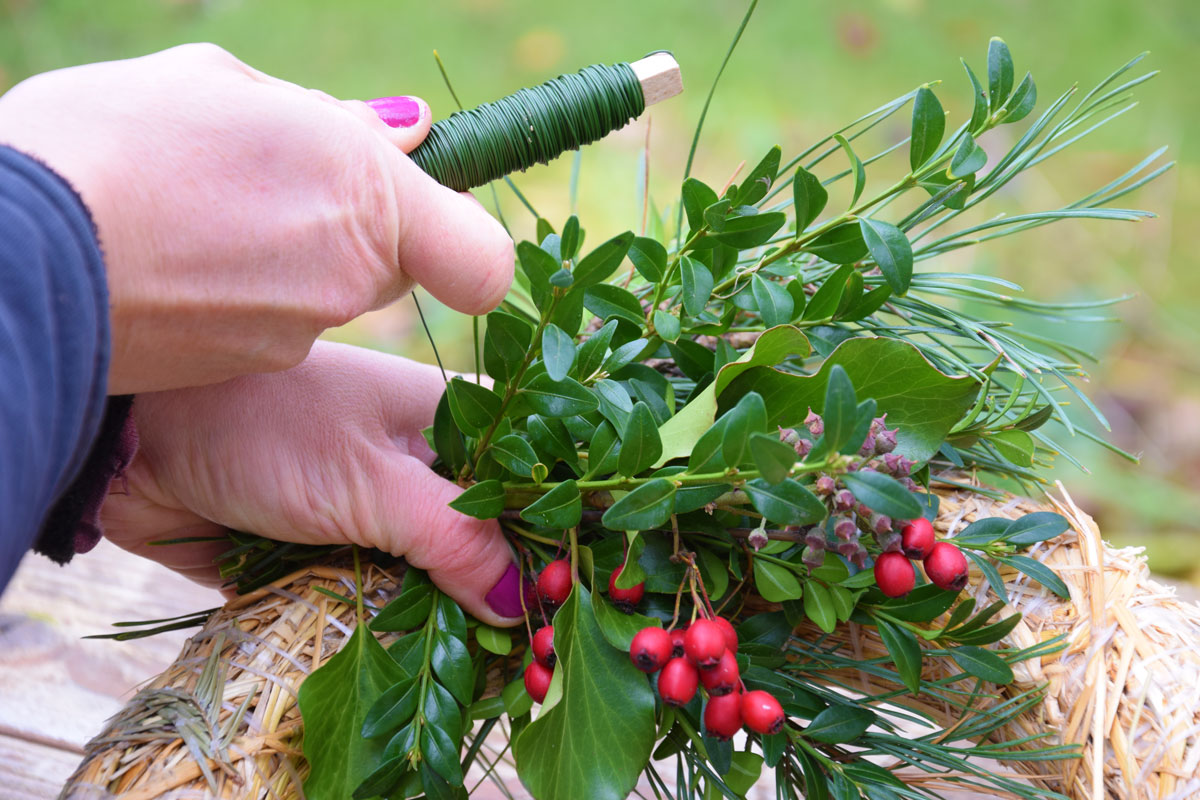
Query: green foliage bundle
289 26 1166 800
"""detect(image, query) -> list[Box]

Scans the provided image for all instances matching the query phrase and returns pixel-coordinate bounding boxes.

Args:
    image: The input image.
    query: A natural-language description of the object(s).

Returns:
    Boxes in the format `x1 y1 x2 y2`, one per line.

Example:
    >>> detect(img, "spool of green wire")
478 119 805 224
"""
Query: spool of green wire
410 54 682 192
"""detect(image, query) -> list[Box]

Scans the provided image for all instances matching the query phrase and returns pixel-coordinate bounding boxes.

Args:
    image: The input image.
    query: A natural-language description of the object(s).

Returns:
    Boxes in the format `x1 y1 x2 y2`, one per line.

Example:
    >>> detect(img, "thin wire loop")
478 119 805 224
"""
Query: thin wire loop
410 62 644 192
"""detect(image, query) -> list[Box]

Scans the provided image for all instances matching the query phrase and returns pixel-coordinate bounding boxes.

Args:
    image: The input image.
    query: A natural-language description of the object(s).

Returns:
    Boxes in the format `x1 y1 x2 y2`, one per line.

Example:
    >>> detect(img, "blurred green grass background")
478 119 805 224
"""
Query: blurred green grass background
3 0 1196 578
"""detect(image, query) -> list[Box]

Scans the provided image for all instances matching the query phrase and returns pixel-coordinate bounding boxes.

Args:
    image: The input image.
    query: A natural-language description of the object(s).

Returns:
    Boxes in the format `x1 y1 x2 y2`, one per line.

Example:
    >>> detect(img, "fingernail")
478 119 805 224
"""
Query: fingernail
366 95 423 128
485 562 526 619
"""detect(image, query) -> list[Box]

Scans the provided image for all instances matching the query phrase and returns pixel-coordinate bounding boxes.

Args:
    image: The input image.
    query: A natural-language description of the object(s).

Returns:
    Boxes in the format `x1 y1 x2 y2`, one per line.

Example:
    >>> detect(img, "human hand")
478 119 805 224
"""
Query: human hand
0 43 513 393
99 341 525 627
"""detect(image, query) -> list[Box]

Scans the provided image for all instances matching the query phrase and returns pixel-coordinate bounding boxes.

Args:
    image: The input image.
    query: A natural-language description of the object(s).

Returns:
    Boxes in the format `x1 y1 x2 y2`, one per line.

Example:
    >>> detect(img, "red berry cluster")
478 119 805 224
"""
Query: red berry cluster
524 624 556 703
873 518 969 597
630 617 784 740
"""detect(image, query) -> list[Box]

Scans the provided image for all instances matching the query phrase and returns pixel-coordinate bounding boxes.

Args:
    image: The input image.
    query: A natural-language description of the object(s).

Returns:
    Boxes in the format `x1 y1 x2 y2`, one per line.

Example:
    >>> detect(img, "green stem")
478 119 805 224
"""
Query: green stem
409 588 441 767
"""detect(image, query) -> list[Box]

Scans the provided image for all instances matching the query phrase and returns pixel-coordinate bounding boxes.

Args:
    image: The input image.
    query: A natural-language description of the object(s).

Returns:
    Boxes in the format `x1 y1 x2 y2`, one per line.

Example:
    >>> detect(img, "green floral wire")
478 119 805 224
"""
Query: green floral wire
409 62 645 192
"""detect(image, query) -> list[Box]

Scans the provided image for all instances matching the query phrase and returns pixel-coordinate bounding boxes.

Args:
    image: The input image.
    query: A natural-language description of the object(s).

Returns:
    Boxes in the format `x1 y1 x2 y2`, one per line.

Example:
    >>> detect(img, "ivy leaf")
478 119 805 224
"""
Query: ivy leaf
841 471 922 520
909 86 945 170
601 479 676 530
618 402 663 477
542 324 576 382
834 134 866 207
949 133 987 178
447 480 505 520
748 432 796 485
521 479 583 528
628 236 667 282
514 585 656 800
710 211 787 249
680 256 714 317
752 274 794 328
874 618 922 694
490 435 539 480
446 378 501 436
299 625 408 800
744 478 826 526
524 374 599 417
858 218 913 295
431 630 474 706
1001 554 1070 599
793 166 828 231
754 559 803 602
574 231 634 287
804 705 875 744
950 645 1014 685
987 37 1014 112
723 337 980 462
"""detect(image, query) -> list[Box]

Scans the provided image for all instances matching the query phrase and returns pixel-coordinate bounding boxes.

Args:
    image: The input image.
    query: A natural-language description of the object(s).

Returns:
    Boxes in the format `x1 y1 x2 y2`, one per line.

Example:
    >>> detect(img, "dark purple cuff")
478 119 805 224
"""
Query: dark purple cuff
33 395 138 564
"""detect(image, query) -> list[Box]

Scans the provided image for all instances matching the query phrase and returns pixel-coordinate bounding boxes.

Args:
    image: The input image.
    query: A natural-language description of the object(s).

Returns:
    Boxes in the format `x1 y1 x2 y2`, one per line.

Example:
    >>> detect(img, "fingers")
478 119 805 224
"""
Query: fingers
369 453 523 627
361 95 432 152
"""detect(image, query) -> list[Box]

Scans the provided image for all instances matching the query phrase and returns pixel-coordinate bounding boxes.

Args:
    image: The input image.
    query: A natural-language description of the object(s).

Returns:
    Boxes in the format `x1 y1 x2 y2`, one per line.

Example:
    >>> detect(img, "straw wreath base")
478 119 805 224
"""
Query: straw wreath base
60 480 1200 800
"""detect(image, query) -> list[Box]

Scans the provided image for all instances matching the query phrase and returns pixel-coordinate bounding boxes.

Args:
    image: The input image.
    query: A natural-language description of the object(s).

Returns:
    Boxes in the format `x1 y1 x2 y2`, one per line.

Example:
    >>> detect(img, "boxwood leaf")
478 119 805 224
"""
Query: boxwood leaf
987 37 1014 112
950 644 1013 685
575 231 634 287
448 480 505 520
618 402 663 477
361 677 419 738
371 584 434 632
804 705 875 744
420 723 464 786
803 581 837 633
475 625 512 656
601 478 676 530
710 211 787 249
748 432 796 485
584 284 644 326
874 618 922 694
652 309 681 343
805 221 867 264
490 435 539 479
431 630 473 706
909 86 945 170
753 559 803 603
521 479 583 529
858 218 913 295
575 319 617 379
949 133 987 178
734 145 781 207
1000 71 1036 124
681 177 718 232
541 324 576 382
446 377 501 435
841 470 922 520
793 166 828 231
628 236 667 282
744 478 826 526
680 256 714 317
834 134 866 207
962 59 989 132
524 374 599 417
752 274 794 328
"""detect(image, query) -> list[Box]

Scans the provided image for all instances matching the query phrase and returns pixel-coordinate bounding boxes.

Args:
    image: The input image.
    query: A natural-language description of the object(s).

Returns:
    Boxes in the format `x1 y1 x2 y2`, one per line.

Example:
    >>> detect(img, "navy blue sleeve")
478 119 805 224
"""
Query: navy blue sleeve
0 145 111 592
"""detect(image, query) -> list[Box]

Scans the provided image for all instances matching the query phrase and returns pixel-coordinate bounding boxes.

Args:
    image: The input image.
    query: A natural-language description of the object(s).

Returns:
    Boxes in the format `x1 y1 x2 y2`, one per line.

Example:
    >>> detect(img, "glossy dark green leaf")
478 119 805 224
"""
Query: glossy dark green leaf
490 435 539 479
749 432 796 485
721 391 767 469
618 402 663 477
834 134 866 207
521 479 583 529
594 378 633 431
584 284 644 326
575 231 634 287
387 632 425 678
1003 511 1070 546
909 86 945 170
628 236 667 282
878 583 957 622
1001 71 1037 123
962 60 989 132
652 309 681 343
875 619 922 694
447 480 505 520
820 364 857 455
711 211 787 249
804 581 837 633
352 756 410 800
744 478 826 526
540 324 576 382
361 678 418 738
681 177 719 232
666 339 714 381
951 644 1014 684
434 592 468 644
734 145 781 207
575 319 617 380
371 584 434 632
584 422 621 478
804 705 875 744
432 630 474 706
602 338 649 375
524 374 598 418
951 612 1024 646
703 199 732 231
966 550 1009 605
952 516 1011 546
839 284 892 322
592 588 660 651
549 268 573 289
446 377 500 436
474 625 512 656
421 723 464 786
803 264 853 322
753 558 803 603
949 133 987 178
420 760 465 800
918 170 974 210
527 415 578 465
299 625 408 800
1001 555 1070 598
560 215 580 260
601 479 676 530
859 218 913 295
805 222 867 264
680 256 714 317
432 392 467 474
752 274 794 328
726 752 765 797
841 471 922 519
514 585 655 800
517 240 557 298
793 166 828 231
687 416 729 475
987 37 1014 111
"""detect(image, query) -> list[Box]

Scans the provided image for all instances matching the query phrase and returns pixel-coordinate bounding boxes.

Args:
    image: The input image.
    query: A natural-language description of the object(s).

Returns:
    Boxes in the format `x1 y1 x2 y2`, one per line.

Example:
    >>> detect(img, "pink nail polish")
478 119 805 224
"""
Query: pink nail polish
485 562 528 619
366 95 422 128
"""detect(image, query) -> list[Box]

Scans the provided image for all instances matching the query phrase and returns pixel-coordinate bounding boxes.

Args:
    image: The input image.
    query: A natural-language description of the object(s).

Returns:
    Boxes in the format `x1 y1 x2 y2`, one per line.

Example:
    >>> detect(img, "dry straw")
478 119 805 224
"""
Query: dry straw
61 479 1200 800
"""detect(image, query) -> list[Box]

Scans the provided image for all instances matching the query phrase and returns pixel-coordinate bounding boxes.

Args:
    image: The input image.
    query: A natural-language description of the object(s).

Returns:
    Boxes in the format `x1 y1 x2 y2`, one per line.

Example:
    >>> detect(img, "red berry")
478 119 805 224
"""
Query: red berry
608 565 645 612
699 648 740 696
874 551 916 598
712 616 738 653
703 692 743 741
537 559 572 606
901 517 936 560
524 661 553 704
684 619 726 670
669 627 687 658
630 627 673 673
657 657 699 706
532 625 555 669
924 542 969 592
740 690 785 735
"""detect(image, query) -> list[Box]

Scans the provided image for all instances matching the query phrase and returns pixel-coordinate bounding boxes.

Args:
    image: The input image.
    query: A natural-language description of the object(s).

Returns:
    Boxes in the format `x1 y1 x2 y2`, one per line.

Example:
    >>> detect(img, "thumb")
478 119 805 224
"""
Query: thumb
372 454 526 627
361 95 433 152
